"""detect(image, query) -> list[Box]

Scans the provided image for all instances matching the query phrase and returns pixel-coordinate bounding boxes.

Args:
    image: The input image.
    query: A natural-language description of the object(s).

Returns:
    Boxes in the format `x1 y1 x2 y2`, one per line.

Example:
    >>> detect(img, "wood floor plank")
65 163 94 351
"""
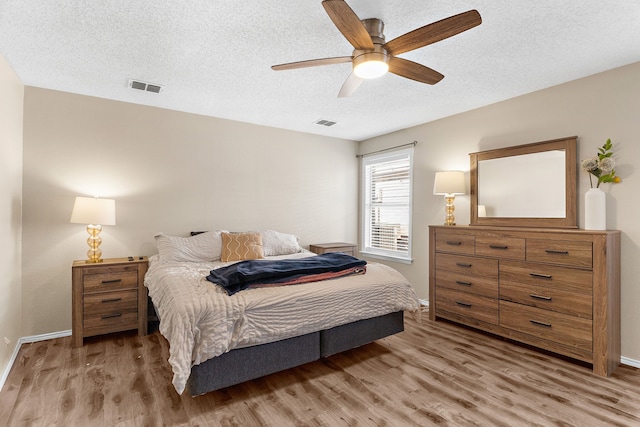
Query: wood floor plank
2 312 640 426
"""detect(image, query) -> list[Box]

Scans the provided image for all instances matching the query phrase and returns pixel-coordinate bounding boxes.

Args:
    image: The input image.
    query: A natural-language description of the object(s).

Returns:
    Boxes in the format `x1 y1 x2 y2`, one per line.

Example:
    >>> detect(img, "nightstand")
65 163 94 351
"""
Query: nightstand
309 242 357 256
71 257 148 348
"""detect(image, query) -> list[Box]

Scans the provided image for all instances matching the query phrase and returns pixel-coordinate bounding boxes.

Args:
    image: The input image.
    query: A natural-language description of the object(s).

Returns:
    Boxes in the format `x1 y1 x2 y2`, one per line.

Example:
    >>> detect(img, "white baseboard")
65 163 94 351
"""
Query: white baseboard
621 356 640 369
0 329 71 391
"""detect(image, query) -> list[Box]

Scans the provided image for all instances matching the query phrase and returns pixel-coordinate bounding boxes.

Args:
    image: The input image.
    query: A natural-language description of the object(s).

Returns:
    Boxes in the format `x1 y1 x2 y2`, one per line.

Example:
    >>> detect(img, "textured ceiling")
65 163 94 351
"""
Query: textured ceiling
1 1 640 141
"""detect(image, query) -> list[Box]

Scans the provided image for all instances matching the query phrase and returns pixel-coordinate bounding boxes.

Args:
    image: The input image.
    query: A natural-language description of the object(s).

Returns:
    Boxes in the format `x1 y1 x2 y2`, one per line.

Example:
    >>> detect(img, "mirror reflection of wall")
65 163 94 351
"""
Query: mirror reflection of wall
477 150 566 218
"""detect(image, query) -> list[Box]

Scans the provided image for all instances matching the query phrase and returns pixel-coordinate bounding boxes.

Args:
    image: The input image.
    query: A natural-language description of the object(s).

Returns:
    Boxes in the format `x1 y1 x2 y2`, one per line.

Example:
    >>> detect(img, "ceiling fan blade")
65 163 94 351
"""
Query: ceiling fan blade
272 56 353 71
383 10 481 55
388 57 444 85
338 72 363 98
322 0 374 50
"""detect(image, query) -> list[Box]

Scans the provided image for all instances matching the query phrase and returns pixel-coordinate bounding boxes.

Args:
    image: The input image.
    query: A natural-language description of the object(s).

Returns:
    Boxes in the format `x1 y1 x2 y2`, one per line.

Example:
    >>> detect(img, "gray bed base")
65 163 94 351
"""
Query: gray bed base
186 310 405 396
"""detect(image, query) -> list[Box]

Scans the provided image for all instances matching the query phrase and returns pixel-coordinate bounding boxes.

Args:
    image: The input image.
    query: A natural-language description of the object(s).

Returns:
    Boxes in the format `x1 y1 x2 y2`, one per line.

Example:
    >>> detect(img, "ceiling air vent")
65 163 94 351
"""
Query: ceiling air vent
314 119 338 127
128 79 164 94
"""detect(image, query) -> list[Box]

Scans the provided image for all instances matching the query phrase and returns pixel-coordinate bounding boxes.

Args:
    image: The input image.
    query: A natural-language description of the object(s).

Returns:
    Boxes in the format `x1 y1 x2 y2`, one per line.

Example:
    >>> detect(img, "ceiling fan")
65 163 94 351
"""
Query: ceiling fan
271 0 482 97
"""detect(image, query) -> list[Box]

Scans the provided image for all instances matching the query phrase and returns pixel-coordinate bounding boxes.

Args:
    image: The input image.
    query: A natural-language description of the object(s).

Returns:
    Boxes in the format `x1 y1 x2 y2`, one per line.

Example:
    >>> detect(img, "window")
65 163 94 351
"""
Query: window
361 147 413 263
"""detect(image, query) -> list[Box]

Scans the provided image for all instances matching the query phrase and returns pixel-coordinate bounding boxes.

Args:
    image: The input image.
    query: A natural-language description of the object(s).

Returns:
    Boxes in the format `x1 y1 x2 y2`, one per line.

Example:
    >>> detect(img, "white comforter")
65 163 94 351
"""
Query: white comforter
145 252 419 394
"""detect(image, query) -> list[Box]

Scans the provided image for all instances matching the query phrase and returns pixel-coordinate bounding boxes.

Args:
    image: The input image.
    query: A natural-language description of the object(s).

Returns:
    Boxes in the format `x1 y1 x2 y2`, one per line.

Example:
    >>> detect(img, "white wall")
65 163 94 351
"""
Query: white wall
359 61 640 362
0 54 23 377
21 87 359 335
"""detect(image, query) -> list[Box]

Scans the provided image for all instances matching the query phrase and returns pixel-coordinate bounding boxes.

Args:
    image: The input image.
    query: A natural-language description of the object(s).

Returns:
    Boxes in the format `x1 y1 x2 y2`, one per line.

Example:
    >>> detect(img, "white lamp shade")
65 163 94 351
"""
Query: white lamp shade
433 171 466 195
70 197 116 225
478 205 487 217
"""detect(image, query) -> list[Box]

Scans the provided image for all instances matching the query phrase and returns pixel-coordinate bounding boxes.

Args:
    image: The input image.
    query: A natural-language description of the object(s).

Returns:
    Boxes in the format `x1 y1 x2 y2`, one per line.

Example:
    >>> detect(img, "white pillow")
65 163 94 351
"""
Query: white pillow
154 231 224 262
261 230 303 256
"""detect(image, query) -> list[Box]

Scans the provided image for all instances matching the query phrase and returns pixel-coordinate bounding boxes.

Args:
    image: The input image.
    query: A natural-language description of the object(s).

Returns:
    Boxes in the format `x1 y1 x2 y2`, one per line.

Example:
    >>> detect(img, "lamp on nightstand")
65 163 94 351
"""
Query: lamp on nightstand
433 171 466 226
70 196 116 263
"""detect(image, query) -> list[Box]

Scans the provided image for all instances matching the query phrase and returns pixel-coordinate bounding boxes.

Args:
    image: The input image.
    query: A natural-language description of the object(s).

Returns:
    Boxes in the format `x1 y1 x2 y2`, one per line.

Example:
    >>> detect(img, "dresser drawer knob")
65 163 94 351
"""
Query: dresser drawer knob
529 294 552 301
456 262 472 268
101 298 122 303
455 301 472 308
529 319 552 328
529 272 552 279
101 313 122 319
101 279 122 284
455 280 472 286
446 241 462 246
489 244 508 250
544 249 569 255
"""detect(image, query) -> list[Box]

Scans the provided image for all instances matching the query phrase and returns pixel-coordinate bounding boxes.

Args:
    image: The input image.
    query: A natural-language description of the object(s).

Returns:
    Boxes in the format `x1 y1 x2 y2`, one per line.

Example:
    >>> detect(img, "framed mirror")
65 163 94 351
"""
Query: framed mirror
470 136 577 228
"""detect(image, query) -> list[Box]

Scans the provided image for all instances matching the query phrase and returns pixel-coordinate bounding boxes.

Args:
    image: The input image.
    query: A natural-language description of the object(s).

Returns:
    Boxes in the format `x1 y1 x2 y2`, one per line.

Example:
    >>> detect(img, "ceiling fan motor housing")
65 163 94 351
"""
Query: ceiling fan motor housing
353 18 389 79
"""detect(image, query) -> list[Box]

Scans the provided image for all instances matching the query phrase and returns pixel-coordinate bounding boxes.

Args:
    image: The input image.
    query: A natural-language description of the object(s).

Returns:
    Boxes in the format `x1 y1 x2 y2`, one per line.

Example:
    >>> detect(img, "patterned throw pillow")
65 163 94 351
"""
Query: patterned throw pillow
221 232 264 262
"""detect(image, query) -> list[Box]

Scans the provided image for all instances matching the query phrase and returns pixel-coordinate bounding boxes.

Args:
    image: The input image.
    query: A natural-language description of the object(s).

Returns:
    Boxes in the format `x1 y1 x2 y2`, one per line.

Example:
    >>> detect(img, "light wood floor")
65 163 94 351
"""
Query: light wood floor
1 312 639 427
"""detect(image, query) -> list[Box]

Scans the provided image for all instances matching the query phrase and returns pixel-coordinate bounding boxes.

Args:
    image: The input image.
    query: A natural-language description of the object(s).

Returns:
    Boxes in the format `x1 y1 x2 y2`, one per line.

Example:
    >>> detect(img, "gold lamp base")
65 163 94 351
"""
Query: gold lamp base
443 195 457 226
85 224 103 263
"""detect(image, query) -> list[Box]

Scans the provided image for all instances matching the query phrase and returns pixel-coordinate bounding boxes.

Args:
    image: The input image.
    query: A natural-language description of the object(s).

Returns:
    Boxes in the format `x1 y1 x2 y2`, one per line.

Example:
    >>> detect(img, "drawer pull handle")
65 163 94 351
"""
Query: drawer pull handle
489 244 508 250
446 241 462 246
101 313 122 319
101 298 122 303
529 294 552 301
529 272 552 279
529 319 552 328
455 301 472 308
455 280 472 286
101 279 122 284
456 262 472 268
544 249 569 255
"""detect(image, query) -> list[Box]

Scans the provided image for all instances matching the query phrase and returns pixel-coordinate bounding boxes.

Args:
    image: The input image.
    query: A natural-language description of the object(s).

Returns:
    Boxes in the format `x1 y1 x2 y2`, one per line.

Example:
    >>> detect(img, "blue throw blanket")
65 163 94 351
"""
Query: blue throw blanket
206 252 367 295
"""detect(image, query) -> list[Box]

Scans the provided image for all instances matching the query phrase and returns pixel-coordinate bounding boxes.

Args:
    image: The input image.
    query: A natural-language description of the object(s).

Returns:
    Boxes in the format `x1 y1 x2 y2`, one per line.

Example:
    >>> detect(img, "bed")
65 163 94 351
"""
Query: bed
145 230 420 396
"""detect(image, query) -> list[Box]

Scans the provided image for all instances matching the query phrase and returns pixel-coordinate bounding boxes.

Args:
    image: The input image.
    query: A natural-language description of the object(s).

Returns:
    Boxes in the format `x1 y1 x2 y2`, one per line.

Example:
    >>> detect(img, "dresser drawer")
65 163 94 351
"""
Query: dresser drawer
526 239 592 268
475 236 525 260
499 301 592 352
83 267 139 293
435 253 498 279
500 260 592 318
83 290 138 336
435 233 475 255
435 270 498 299
436 288 498 325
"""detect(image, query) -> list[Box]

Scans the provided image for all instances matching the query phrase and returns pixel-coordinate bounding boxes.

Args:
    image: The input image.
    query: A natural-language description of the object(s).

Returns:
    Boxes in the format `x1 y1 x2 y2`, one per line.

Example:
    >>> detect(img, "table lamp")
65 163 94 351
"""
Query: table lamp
433 171 466 226
70 196 116 263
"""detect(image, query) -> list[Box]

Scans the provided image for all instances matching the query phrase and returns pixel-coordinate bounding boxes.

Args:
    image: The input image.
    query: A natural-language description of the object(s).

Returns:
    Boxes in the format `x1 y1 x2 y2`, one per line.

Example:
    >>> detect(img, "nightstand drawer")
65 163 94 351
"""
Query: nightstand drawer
310 243 357 256
83 268 138 293
83 290 138 336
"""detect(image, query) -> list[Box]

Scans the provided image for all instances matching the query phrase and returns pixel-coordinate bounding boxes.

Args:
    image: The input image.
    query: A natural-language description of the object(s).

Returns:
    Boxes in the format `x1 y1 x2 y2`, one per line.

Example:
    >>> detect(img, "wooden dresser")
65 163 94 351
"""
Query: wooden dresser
72 257 148 347
429 225 620 376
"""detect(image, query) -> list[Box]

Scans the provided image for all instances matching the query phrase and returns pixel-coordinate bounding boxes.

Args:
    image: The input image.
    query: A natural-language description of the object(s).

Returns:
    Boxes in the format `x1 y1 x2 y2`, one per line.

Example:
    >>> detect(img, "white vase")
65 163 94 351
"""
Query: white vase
585 187 606 230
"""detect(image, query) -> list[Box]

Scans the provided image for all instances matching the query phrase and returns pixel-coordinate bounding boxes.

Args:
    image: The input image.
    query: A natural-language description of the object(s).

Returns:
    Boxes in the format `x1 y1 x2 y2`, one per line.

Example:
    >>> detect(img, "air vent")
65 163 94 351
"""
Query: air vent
128 79 164 94
314 119 338 127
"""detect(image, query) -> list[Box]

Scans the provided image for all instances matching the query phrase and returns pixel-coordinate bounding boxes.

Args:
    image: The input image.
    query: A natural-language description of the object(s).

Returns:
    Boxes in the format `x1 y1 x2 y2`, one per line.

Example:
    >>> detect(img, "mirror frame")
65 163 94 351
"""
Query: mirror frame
470 136 577 228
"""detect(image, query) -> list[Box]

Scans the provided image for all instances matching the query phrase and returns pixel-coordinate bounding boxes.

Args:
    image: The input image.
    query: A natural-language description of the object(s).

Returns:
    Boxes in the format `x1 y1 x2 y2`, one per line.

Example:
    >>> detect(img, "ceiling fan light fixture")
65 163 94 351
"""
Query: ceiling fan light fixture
353 49 389 79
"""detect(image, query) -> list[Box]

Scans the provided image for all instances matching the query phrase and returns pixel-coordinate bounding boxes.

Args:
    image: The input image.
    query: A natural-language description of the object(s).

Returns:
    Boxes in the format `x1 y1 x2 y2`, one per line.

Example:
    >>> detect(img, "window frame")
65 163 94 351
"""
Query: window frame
360 147 414 264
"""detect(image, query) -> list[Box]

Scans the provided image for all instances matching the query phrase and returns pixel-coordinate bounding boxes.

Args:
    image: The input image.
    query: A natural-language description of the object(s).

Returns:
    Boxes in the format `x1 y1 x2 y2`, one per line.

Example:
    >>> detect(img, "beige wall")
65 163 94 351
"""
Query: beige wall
359 61 640 362
21 88 359 335
0 54 23 377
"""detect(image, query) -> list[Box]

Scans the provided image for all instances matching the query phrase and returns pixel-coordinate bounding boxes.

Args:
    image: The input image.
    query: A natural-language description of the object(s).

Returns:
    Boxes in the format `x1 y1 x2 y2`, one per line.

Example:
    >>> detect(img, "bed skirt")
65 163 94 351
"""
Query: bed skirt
187 310 405 396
